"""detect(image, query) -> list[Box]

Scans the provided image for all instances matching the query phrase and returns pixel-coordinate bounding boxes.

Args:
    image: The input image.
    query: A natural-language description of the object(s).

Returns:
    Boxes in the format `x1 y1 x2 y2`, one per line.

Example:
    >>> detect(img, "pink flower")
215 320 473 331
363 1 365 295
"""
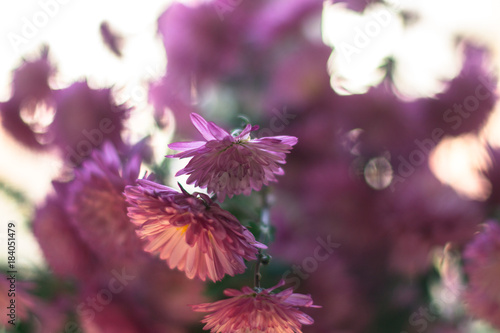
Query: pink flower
191 280 320 333
124 179 266 282
463 221 500 328
167 113 298 200
64 141 146 268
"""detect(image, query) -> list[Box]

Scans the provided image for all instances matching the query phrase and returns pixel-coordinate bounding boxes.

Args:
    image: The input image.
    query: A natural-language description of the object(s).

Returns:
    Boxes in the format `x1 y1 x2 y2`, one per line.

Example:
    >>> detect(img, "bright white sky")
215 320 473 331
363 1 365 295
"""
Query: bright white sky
1 0 500 268
0 0 173 97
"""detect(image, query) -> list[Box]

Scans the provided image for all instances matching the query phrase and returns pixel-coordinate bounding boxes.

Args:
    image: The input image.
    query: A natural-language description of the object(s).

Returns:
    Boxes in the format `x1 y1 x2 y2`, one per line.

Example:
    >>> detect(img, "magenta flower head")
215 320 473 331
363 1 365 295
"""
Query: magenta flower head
167 113 298 200
191 279 320 333
124 179 266 282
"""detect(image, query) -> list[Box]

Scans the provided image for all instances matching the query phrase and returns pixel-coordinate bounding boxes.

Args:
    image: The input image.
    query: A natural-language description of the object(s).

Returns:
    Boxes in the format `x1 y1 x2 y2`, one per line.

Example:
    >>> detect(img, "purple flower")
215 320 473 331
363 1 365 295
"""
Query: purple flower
51 81 128 166
463 221 500 328
0 49 54 150
35 141 207 331
168 113 298 200
33 197 99 279
423 44 497 136
248 0 323 48
64 141 147 268
124 179 266 282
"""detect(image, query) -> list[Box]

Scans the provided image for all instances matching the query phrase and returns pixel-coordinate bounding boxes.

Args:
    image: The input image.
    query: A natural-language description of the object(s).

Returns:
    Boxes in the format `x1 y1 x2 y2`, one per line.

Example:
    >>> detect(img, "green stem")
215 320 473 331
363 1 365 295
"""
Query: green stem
254 187 272 289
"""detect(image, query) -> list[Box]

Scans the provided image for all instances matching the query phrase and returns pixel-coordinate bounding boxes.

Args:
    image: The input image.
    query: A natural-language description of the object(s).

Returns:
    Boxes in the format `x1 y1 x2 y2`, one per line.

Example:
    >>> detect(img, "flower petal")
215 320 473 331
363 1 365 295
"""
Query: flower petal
168 141 206 152
190 113 216 141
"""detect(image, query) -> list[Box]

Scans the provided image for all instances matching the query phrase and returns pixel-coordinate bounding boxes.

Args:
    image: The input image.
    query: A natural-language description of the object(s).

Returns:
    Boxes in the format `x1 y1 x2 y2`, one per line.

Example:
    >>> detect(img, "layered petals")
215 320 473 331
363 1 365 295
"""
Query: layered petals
191 280 320 333
168 113 297 200
124 179 266 281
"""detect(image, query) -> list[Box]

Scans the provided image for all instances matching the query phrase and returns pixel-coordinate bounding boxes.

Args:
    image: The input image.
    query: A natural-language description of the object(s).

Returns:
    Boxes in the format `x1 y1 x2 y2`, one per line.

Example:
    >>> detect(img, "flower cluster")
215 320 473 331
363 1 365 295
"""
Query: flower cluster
123 113 311 331
4 0 498 331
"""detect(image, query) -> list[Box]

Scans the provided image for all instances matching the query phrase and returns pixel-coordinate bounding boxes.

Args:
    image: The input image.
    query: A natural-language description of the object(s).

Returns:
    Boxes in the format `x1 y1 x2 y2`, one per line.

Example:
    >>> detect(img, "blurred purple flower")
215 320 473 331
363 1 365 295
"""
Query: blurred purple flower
0 50 129 164
64 141 146 268
340 82 427 157
35 141 148 278
51 81 128 166
0 49 54 149
424 44 497 136
248 0 322 48
298 257 374 333
463 221 500 328
157 2 243 84
77 258 205 333
168 113 297 199
33 197 98 280
35 142 206 331
265 42 332 109
383 168 483 275
191 279 320 333
152 0 260 136
125 179 266 281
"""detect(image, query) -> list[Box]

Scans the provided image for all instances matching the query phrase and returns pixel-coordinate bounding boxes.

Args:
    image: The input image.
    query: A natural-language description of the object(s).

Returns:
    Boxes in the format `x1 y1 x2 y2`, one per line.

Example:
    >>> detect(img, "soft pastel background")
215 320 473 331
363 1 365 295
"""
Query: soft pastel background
2 0 500 332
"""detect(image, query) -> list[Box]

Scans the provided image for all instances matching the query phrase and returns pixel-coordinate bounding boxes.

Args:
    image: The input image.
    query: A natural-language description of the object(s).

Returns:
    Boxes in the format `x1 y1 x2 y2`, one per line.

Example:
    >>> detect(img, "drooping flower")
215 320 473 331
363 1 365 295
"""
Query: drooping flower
191 279 320 333
124 179 266 281
167 113 298 200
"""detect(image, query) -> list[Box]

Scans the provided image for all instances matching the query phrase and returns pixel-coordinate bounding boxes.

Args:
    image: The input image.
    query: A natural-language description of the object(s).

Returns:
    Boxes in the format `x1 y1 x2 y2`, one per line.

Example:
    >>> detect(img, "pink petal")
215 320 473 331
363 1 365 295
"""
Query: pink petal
168 141 206 151
207 121 230 140
190 113 216 141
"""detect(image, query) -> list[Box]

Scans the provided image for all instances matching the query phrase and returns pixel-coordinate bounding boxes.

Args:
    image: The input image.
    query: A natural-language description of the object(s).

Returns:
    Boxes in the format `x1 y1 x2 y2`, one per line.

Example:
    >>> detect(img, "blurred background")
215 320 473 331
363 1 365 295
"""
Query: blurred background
2 0 500 332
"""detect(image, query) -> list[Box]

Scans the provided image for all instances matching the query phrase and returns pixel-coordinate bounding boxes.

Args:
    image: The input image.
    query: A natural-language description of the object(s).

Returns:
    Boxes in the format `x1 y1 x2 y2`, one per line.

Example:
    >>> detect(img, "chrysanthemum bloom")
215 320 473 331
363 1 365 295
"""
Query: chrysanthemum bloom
191 280 320 333
168 113 298 200
124 179 266 281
